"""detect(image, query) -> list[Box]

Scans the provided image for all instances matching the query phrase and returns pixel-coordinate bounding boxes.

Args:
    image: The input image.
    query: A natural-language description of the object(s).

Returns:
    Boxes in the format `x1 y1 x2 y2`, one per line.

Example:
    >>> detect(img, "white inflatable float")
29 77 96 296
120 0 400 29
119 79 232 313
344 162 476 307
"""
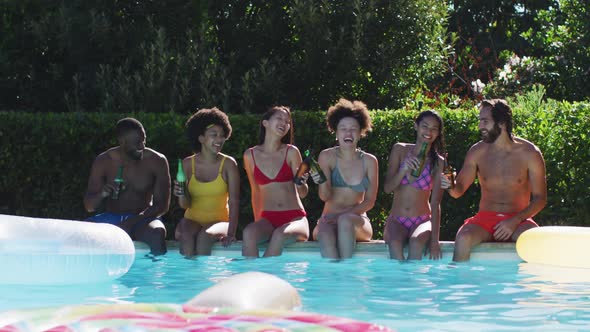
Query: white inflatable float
188 271 302 310
0 214 135 284
516 226 590 269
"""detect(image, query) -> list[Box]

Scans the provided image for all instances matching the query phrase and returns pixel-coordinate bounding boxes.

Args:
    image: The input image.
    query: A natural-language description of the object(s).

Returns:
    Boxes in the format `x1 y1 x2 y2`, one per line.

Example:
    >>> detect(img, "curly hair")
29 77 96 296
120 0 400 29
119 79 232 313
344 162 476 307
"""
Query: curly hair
185 107 232 153
481 99 514 141
257 105 294 145
326 98 372 136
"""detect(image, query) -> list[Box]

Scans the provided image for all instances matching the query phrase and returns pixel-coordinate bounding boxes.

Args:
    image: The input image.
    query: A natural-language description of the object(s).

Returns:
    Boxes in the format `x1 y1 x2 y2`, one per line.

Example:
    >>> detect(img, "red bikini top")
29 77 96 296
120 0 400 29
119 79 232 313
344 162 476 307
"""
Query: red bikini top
251 145 293 185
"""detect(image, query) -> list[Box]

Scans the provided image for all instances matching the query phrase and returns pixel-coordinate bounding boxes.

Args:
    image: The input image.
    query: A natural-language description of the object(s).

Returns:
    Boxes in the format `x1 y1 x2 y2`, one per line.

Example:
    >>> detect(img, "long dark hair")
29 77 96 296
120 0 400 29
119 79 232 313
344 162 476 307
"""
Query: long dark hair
258 106 294 145
415 109 445 173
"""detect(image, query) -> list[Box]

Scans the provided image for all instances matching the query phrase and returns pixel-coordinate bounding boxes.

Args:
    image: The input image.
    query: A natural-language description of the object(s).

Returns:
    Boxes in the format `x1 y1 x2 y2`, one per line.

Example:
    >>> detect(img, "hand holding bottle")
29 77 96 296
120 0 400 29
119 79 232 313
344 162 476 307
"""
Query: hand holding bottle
175 159 187 197
100 183 118 199
410 142 428 177
441 153 455 190
110 166 125 200
173 180 186 197
309 154 326 184
401 153 421 174
294 149 327 185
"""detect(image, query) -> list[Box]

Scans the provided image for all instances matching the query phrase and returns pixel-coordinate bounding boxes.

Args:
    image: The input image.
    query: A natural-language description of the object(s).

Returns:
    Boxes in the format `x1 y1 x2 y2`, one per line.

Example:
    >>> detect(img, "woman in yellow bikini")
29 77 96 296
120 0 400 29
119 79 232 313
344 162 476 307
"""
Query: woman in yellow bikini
174 108 240 257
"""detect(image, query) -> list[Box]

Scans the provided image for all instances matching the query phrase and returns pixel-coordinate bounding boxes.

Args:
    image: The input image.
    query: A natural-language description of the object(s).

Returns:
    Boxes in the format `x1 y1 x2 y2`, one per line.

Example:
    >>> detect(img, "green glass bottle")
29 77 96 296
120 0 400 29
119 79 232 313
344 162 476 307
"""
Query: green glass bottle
176 159 186 195
411 142 428 177
294 149 327 185
111 166 124 200
309 153 327 184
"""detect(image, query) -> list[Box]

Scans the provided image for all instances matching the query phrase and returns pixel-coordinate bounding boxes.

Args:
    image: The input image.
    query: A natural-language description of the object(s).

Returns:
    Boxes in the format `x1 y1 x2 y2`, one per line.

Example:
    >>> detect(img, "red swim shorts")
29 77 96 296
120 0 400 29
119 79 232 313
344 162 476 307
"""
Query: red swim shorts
463 211 538 240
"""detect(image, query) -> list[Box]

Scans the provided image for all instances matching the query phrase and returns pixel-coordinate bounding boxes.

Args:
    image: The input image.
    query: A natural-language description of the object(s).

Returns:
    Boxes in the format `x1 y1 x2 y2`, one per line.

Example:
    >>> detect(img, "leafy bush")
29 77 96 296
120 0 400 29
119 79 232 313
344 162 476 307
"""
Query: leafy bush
1 100 588 240
0 1 449 114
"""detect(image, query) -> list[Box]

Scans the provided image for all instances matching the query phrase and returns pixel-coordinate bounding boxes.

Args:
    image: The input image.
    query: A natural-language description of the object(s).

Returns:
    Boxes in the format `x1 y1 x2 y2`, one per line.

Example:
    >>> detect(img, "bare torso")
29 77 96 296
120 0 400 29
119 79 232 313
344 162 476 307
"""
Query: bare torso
474 137 535 213
96 147 164 214
389 144 435 217
248 144 304 212
322 147 369 214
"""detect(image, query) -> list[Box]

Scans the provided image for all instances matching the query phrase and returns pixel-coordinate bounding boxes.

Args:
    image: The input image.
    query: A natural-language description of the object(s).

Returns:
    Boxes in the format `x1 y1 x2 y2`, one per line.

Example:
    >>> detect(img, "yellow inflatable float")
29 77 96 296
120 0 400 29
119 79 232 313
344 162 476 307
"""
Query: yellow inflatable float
516 226 590 269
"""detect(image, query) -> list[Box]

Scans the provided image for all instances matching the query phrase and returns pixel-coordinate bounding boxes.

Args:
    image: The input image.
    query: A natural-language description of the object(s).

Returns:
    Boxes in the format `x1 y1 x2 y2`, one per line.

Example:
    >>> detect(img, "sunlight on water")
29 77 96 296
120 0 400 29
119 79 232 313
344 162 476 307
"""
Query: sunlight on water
1 251 589 332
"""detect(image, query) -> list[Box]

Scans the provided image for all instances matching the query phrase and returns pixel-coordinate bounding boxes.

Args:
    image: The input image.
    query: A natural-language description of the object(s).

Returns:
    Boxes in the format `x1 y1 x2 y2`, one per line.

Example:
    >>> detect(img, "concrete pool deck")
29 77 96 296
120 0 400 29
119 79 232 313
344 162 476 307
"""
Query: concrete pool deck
140 240 521 261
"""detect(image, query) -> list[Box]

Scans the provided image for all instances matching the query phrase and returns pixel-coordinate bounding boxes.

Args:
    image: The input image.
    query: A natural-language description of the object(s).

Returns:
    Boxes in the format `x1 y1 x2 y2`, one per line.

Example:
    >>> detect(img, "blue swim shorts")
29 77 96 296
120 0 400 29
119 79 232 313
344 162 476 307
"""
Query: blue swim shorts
86 212 161 235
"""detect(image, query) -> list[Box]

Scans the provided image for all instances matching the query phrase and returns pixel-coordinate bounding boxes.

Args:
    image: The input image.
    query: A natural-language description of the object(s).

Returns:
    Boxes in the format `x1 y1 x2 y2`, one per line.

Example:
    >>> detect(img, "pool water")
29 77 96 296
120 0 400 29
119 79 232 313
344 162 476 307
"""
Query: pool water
1 250 590 331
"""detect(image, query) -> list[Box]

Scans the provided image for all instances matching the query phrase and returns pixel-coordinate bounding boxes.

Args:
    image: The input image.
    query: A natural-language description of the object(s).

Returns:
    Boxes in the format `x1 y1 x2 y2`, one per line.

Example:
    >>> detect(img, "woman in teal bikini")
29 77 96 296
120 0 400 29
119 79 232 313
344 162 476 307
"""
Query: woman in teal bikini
312 98 378 259
383 109 445 260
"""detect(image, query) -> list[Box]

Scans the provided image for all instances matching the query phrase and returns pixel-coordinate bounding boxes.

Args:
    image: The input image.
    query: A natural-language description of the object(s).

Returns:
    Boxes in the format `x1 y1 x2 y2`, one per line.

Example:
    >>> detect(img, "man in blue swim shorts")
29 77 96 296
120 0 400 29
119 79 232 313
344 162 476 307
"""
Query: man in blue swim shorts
84 118 170 255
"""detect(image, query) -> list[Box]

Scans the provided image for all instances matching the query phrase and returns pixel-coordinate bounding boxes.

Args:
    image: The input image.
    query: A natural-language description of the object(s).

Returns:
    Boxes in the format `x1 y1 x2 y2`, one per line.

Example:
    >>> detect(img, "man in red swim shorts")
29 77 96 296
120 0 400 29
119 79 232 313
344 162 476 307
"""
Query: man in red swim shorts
445 99 547 261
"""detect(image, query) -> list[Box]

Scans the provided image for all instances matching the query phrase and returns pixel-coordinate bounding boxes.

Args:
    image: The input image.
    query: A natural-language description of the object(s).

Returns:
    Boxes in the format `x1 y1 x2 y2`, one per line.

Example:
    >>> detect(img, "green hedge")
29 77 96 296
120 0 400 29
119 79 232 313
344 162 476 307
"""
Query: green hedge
1 101 588 240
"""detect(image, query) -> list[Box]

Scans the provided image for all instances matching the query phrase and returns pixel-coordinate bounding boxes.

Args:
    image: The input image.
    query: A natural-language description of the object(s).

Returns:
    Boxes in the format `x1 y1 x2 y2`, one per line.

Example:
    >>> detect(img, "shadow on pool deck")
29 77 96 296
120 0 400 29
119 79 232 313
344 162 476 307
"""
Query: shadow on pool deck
137 240 521 261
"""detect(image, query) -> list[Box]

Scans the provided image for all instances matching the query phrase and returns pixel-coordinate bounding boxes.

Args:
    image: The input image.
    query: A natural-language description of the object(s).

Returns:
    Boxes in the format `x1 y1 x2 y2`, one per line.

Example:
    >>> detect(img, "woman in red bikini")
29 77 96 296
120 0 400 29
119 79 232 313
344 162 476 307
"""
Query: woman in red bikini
242 106 310 257
383 109 445 260
312 98 379 259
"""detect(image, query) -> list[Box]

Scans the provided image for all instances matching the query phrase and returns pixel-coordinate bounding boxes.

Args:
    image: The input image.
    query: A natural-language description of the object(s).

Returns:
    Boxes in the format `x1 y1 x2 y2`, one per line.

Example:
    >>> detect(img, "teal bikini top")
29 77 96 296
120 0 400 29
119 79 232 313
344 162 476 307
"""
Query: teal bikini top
331 151 370 193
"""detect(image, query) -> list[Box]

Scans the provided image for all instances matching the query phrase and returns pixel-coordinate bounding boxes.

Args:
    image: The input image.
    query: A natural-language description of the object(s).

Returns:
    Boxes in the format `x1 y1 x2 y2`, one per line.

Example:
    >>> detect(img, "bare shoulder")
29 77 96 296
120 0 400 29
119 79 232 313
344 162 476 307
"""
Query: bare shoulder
287 144 302 157
319 146 338 157
391 142 412 156
514 137 543 155
243 146 255 159
318 147 337 168
319 146 337 159
95 148 113 162
466 140 487 157
93 147 117 167
394 142 412 149
220 153 239 168
242 146 256 168
144 148 168 163
361 150 378 165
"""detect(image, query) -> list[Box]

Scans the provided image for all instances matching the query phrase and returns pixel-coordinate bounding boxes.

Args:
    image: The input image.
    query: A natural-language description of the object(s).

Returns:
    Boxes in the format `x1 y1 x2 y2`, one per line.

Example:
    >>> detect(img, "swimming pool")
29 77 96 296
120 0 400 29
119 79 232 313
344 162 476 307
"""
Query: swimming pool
1 242 589 331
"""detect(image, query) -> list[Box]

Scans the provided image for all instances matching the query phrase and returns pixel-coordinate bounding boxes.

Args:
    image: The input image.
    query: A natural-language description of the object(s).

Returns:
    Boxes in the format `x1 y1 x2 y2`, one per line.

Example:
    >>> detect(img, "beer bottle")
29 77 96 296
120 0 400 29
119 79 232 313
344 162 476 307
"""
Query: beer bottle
294 150 312 185
443 153 455 189
309 154 327 184
411 142 428 177
176 159 187 196
111 165 124 200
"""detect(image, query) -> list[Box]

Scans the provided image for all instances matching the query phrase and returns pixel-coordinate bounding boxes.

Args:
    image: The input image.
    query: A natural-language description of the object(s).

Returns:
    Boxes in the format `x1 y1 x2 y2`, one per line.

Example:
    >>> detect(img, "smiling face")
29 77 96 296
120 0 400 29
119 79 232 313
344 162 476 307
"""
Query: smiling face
199 124 226 153
121 129 146 160
479 105 502 143
263 108 292 138
336 117 361 147
414 115 440 145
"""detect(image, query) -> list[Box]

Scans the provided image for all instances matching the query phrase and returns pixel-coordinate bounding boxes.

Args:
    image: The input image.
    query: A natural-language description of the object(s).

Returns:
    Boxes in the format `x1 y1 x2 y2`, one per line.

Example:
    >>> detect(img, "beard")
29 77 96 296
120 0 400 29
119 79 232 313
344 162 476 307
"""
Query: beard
127 149 144 160
480 124 501 143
